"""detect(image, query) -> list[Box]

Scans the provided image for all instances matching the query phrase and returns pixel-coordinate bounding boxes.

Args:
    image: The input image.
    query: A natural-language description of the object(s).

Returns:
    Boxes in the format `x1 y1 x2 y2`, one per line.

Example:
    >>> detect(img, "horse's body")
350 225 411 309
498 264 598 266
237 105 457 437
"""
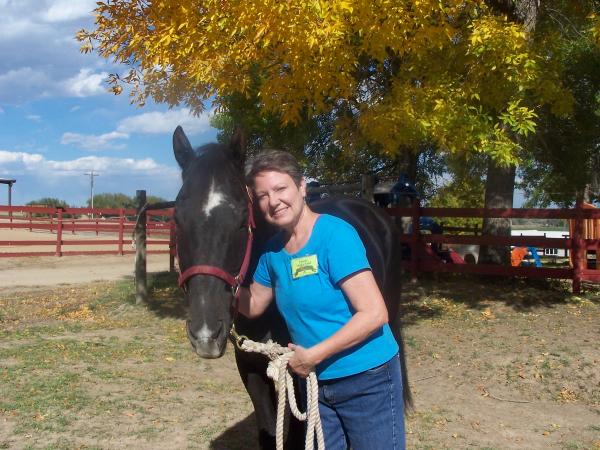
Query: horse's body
173 127 410 450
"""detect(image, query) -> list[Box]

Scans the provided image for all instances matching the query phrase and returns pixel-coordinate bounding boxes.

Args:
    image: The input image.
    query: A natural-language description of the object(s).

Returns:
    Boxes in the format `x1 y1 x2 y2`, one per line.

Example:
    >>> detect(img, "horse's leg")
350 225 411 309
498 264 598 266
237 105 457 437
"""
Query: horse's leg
235 350 307 450
386 261 413 411
235 350 278 450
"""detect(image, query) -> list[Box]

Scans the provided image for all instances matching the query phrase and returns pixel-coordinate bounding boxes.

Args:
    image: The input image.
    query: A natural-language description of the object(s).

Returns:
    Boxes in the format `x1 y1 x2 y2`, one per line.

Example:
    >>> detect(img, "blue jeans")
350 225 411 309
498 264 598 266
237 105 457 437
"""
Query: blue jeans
314 353 405 450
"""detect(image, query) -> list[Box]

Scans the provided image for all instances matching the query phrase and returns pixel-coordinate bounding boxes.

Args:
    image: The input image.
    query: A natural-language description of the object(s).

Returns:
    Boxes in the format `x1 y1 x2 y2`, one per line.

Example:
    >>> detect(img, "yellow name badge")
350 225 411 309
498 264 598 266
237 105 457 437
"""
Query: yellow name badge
291 255 318 279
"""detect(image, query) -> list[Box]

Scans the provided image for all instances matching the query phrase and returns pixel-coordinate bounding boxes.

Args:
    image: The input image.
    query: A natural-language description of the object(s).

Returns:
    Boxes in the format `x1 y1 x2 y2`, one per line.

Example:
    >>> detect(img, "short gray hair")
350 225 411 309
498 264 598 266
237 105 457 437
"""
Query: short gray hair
245 150 303 187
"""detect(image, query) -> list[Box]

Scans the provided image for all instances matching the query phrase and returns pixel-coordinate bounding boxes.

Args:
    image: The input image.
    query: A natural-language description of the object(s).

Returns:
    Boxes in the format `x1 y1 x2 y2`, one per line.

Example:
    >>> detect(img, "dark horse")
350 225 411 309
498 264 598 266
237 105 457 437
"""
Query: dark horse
173 126 411 450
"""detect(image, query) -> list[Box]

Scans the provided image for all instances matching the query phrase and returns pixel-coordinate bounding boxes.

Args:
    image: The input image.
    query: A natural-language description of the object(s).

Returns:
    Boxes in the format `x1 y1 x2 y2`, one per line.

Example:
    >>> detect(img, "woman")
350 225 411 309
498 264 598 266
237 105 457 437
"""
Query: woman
238 150 405 450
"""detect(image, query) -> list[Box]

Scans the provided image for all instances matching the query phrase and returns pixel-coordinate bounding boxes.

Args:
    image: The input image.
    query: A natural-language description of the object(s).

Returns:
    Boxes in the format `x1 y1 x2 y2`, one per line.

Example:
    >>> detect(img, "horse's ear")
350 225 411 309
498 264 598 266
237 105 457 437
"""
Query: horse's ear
230 126 246 161
173 126 195 169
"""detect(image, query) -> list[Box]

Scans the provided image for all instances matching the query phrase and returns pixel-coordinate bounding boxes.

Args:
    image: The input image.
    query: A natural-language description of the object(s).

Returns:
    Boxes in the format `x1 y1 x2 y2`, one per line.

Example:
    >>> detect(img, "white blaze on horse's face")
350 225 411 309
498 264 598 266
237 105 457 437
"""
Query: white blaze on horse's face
203 179 225 218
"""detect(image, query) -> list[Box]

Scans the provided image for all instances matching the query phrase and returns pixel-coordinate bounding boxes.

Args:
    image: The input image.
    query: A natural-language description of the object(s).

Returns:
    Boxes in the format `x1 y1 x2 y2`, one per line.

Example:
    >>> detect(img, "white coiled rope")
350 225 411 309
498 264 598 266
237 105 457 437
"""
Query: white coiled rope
239 338 325 450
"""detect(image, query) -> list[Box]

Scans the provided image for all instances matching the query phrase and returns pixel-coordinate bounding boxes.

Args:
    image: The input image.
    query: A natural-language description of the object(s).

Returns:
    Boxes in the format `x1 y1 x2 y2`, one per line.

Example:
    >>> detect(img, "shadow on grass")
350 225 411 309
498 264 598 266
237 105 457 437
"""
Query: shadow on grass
210 413 258 450
142 271 188 320
398 273 599 325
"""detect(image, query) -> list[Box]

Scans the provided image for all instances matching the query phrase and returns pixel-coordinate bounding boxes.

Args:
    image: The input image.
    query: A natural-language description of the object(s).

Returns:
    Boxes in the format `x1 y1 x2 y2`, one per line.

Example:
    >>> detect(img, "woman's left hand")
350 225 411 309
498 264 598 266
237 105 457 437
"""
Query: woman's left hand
287 343 317 378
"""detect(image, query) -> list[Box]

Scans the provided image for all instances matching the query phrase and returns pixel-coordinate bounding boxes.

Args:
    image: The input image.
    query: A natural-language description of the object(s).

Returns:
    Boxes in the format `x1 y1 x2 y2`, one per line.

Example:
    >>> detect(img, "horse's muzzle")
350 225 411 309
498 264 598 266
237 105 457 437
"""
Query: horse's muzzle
186 319 227 359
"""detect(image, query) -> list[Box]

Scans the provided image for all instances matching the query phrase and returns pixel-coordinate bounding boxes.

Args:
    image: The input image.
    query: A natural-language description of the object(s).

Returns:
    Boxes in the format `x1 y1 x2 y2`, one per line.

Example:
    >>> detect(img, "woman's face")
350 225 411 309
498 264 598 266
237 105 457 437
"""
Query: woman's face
253 170 306 230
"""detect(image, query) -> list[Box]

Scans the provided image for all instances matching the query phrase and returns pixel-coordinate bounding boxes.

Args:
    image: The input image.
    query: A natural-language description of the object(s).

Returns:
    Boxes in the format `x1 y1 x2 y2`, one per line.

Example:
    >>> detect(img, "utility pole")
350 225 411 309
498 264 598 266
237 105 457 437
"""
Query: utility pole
84 171 99 218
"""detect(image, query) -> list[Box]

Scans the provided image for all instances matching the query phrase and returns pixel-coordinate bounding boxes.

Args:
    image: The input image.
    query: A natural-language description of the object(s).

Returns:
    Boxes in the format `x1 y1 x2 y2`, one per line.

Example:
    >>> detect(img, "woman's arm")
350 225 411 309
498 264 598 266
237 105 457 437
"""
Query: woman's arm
236 281 275 318
287 269 388 377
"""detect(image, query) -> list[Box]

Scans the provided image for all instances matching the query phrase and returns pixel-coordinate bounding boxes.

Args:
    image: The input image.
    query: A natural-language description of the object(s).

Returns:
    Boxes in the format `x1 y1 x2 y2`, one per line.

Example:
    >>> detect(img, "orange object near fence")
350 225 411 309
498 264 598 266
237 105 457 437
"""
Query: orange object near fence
511 247 529 267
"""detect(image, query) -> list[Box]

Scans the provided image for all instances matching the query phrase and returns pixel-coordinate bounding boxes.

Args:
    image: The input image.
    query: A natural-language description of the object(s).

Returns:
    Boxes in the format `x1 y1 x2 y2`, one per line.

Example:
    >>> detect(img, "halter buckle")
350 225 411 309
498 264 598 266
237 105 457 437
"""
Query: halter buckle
230 324 248 350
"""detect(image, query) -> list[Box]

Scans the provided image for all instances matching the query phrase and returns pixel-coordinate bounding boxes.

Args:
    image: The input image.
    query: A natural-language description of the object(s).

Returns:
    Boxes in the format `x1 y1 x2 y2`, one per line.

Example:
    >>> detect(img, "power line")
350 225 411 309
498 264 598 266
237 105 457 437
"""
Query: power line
84 171 100 218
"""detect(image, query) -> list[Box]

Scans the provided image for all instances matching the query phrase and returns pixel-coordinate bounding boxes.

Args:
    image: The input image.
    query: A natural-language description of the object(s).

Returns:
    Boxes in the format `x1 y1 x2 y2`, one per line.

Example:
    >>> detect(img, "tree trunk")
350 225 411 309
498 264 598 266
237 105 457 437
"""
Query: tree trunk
477 0 538 266
589 152 600 201
478 159 516 265
486 0 540 32
396 148 419 185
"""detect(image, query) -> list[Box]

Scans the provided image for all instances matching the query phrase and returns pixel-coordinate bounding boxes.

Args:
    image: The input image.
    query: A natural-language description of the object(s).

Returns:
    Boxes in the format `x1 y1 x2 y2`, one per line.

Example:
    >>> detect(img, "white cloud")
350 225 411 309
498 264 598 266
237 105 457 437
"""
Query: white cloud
0 66 109 103
61 131 129 151
42 0 97 23
70 105 80 112
0 149 181 205
0 149 176 176
117 108 213 135
0 0 113 104
0 18 39 39
0 68 52 102
27 114 42 122
0 150 43 166
62 68 108 97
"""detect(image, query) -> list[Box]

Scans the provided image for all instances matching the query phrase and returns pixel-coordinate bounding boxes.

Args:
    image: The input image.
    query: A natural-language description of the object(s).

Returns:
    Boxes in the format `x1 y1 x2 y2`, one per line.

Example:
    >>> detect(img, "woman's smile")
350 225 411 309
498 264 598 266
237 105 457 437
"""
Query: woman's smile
253 170 307 230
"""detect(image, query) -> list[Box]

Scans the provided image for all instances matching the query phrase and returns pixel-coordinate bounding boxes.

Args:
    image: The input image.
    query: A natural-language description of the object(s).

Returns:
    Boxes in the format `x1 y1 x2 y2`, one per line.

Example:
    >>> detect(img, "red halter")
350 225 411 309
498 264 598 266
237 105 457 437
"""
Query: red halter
177 195 256 298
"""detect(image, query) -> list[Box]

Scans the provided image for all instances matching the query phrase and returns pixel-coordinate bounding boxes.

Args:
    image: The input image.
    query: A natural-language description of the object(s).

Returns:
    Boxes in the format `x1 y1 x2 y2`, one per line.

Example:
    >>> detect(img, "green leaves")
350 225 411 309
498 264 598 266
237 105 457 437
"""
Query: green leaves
80 0 593 169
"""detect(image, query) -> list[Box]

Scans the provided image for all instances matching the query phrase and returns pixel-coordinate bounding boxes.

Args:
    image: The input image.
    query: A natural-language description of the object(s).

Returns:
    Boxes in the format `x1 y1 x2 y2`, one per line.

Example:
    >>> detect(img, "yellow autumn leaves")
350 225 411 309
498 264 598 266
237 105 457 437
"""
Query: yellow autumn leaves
78 1 596 164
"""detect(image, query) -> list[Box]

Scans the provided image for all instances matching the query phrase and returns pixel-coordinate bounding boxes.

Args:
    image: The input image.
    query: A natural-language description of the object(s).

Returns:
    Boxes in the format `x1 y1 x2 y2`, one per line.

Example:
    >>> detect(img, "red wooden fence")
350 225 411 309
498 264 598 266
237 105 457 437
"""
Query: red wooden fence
0 205 173 257
2 202 599 293
388 199 600 293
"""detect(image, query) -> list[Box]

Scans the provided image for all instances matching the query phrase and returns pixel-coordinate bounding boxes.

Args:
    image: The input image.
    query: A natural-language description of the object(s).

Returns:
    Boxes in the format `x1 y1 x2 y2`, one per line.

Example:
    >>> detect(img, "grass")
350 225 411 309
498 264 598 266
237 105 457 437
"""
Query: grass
0 274 194 439
0 272 256 449
1 272 599 449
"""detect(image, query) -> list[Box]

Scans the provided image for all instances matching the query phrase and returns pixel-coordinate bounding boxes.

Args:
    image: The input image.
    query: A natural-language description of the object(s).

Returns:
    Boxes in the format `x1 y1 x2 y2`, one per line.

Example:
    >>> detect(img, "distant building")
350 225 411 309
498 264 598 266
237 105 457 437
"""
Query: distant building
511 229 569 257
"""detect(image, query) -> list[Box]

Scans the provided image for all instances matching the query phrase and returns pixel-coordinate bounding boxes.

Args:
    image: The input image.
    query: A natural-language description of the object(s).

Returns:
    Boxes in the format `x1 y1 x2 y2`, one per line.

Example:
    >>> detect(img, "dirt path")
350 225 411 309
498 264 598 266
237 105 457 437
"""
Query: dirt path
0 254 170 292
0 227 171 292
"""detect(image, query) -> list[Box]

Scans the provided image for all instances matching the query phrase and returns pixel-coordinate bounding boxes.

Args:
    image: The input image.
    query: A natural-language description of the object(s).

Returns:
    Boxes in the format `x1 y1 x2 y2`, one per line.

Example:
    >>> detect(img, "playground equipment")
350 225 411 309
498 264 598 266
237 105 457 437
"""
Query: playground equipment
511 246 542 267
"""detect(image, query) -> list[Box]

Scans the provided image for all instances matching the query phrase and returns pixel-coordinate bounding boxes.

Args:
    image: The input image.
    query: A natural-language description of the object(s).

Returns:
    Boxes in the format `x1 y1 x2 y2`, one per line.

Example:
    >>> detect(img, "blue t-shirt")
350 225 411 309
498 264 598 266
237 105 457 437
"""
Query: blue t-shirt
253 214 398 380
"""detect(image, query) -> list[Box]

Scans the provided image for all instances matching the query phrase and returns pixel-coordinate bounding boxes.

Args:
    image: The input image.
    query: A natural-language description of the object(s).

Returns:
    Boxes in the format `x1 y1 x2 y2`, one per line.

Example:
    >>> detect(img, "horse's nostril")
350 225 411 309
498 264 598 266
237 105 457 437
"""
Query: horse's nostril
213 320 225 340
187 319 225 342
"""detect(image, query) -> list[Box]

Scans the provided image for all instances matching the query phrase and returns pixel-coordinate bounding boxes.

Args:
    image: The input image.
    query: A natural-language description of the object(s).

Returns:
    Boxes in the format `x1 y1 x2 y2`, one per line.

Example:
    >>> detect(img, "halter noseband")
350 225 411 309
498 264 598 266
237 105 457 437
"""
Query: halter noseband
177 194 255 299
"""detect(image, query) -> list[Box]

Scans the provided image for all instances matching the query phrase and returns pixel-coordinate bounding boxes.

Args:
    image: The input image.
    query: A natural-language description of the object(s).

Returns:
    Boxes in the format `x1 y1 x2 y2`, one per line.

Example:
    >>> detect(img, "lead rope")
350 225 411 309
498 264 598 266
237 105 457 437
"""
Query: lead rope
238 338 325 450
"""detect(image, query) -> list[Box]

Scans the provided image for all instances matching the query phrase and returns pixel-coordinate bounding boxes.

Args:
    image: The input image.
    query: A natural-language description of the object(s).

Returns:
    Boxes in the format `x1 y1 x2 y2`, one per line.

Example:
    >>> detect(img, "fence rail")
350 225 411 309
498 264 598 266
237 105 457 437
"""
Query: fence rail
0 205 173 257
2 200 599 293
389 200 600 293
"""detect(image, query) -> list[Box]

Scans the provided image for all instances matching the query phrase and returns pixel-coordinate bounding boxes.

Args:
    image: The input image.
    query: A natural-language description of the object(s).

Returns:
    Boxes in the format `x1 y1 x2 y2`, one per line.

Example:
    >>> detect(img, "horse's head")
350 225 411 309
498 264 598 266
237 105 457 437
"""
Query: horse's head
173 126 249 358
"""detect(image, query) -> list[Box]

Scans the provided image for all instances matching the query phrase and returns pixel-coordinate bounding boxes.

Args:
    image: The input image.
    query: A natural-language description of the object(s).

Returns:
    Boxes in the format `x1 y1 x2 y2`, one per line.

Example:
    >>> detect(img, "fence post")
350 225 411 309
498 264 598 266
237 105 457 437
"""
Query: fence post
572 198 584 294
169 216 176 273
410 196 421 282
29 211 32 232
360 174 375 203
55 208 63 256
135 190 147 305
118 208 125 255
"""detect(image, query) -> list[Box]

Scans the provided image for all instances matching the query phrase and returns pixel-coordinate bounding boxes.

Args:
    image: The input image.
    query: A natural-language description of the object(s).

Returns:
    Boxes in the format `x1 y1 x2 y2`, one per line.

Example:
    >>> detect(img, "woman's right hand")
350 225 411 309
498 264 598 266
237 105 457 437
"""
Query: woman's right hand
236 282 274 318
287 343 319 378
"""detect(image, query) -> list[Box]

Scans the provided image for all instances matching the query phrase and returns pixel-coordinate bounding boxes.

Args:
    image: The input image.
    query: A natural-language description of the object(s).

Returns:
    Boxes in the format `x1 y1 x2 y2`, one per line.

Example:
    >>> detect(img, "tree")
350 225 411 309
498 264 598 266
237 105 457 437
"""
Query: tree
476 0 600 264
88 193 135 209
79 0 570 165
519 2 600 207
27 198 69 209
26 198 71 218
79 0 599 265
88 193 168 209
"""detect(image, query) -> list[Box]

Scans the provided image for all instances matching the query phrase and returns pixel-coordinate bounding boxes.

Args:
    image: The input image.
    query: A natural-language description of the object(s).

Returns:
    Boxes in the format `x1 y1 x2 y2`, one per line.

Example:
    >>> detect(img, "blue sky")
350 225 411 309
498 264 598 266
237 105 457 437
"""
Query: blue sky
0 0 217 207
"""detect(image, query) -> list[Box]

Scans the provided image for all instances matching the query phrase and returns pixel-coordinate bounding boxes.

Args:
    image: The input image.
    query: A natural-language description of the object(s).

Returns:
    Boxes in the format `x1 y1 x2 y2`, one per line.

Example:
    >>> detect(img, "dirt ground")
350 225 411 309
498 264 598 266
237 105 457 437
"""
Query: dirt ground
1 229 599 449
0 227 171 292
